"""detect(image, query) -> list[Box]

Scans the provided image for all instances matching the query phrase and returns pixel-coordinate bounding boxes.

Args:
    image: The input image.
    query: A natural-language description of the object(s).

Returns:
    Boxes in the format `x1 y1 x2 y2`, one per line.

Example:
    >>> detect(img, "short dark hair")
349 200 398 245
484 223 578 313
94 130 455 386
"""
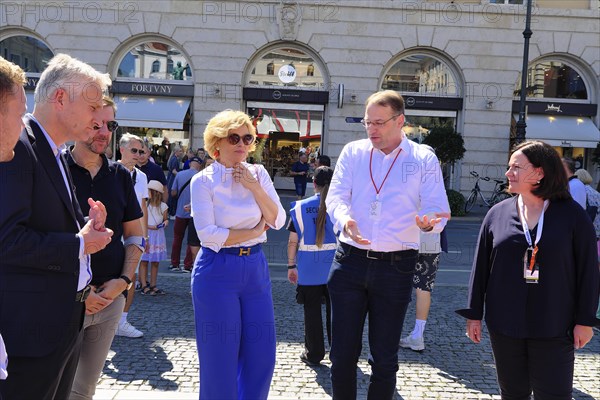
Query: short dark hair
317 155 331 167
365 90 405 116
511 140 570 201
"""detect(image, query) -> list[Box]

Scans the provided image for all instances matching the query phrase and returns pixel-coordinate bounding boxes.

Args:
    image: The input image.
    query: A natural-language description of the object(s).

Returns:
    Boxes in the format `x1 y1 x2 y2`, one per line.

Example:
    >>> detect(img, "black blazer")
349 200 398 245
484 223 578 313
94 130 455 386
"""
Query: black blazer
0 115 86 357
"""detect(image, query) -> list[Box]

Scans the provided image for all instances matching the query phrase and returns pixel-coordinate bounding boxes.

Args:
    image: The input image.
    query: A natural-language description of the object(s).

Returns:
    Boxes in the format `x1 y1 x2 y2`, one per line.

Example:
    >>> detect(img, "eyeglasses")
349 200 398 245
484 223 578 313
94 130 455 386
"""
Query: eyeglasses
226 134 255 146
94 120 119 132
128 148 146 155
360 114 401 129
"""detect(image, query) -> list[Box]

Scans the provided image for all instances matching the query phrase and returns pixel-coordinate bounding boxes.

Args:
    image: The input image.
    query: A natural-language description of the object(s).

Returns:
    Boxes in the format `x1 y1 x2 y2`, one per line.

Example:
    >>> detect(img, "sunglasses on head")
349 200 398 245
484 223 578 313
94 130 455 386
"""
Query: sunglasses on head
227 134 255 146
129 148 145 155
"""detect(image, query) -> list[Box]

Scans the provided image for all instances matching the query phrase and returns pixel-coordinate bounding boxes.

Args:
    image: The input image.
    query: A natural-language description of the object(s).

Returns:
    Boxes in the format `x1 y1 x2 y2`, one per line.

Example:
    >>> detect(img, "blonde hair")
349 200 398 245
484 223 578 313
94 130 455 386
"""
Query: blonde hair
34 53 111 105
0 57 26 113
148 188 163 208
574 168 593 185
203 110 256 158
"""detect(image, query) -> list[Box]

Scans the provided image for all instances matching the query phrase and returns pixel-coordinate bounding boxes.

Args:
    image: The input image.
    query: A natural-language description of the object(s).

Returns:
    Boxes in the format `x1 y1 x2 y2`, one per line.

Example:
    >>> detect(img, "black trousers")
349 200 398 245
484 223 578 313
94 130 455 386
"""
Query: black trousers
489 329 574 400
296 284 331 363
0 302 85 400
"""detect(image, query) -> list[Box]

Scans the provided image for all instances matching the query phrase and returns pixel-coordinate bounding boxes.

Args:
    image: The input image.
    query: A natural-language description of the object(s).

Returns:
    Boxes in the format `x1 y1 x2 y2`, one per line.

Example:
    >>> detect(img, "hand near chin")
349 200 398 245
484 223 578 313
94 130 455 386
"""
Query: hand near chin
233 163 258 190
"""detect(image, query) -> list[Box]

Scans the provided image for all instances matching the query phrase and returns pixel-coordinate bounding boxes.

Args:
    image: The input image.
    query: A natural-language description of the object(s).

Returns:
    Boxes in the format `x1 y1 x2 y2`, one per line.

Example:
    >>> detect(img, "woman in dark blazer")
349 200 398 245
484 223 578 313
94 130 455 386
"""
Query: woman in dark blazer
457 140 599 400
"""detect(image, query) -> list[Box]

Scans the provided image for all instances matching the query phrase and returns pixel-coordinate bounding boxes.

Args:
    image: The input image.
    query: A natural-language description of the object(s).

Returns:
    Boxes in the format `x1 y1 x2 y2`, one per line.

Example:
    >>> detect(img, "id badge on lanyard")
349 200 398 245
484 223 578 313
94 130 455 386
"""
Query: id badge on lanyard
518 196 549 284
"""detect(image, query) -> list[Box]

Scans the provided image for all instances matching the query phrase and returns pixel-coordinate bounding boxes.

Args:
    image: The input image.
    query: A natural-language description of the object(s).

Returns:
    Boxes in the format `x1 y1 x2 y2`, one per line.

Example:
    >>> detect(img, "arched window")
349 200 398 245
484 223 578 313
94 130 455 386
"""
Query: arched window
0 35 53 73
151 60 160 73
382 53 459 96
116 41 192 81
514 60 588 100
247 47 325 88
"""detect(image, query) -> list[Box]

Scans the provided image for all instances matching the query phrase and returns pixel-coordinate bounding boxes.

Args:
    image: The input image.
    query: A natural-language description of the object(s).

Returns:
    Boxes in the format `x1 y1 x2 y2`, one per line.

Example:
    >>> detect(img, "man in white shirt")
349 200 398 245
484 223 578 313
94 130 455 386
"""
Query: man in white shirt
116 133 149 338
326 90 449 400
562 157 586 209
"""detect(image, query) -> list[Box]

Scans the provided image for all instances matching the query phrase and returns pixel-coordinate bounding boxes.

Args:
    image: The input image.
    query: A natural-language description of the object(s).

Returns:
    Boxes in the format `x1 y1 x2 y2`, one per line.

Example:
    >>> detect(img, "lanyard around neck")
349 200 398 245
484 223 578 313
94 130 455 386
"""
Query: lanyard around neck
517 195 549 248
369 148 401 197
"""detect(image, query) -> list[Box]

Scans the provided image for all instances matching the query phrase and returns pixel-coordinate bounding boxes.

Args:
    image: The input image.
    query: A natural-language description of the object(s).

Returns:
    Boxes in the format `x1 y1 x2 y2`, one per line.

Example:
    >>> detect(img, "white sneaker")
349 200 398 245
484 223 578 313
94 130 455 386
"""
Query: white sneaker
399 335 425 351
115 321 143 338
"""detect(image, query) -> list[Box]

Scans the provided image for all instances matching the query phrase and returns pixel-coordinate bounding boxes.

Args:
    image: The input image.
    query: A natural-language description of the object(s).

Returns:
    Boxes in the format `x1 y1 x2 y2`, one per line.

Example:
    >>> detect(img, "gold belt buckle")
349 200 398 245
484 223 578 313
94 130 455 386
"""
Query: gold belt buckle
239 247 251 256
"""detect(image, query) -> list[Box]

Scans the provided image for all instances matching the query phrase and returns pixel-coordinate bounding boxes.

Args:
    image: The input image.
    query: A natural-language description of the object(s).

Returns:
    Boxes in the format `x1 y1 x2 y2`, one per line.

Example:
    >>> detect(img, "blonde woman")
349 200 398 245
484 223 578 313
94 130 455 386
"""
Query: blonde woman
190 110 286 399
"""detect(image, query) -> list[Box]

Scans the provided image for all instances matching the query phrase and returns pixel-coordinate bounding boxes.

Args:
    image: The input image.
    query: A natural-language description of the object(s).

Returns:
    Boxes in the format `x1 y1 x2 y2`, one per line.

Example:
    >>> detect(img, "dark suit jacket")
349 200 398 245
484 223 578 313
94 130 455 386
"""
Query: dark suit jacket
0 115 86 357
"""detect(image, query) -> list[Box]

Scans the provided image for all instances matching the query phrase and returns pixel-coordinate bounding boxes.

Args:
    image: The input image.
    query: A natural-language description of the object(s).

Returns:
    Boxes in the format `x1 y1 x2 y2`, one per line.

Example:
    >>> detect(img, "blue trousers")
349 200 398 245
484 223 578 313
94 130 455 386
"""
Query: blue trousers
191 245 276 400
327 244 416 400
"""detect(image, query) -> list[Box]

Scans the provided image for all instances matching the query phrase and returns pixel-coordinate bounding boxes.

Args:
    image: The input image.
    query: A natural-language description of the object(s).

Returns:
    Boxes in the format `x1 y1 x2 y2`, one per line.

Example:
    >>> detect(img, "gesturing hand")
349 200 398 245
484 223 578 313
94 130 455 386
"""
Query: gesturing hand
415 214 443 231
88 198 108 231
344 219 371 245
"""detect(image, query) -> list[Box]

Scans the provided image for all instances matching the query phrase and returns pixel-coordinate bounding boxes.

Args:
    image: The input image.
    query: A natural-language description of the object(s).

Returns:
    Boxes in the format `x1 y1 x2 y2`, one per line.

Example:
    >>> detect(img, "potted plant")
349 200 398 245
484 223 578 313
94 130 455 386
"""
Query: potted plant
422 125 466 189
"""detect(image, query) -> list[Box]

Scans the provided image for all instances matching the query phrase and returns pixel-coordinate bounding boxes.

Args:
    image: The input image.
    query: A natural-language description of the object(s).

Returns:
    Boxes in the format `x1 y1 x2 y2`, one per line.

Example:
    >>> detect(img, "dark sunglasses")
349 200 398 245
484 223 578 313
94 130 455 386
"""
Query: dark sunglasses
106 120 119 132
227 134 255 146
129 148 146 155
94 120 119 132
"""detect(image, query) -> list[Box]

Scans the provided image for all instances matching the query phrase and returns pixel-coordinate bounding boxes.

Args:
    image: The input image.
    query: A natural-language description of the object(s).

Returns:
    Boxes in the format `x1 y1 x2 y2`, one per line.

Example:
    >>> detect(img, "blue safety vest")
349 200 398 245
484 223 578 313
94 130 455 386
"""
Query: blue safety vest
290 194 337 285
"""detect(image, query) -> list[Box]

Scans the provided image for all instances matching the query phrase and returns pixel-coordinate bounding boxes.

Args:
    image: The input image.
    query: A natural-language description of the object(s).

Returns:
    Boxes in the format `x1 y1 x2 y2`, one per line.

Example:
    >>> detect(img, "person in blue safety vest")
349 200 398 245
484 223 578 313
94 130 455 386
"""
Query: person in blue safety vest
287 166 337 366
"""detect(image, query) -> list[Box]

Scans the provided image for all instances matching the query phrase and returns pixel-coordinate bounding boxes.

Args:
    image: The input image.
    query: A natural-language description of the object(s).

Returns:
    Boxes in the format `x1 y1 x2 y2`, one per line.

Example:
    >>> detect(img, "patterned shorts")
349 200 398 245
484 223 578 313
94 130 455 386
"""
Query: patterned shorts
412 253 440 292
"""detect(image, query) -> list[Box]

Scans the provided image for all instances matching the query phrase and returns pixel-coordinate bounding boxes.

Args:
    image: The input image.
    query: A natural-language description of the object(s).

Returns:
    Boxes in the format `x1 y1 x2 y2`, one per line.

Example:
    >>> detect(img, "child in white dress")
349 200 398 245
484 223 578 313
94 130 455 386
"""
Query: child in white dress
140 180 169 295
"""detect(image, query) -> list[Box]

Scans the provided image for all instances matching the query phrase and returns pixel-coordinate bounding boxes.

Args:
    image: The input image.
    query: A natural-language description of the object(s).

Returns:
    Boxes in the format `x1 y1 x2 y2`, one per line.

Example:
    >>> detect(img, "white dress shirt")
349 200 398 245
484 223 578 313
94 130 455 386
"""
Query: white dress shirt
30 114 91 290
569 177 587 209
191 161 286 252
132 167 149 206
326 137 450 252
0 333 7 380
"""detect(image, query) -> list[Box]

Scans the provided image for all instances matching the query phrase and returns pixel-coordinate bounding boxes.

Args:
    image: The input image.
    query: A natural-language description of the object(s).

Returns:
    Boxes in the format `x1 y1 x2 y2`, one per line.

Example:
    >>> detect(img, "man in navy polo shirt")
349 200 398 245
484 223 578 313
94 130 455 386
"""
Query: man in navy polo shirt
66 97 144 399
138 140 168 202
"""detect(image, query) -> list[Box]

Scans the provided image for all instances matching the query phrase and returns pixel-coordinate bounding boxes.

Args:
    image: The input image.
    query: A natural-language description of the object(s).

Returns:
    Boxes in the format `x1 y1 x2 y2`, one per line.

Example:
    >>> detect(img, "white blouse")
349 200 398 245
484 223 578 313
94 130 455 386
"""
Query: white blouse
190 161 286 252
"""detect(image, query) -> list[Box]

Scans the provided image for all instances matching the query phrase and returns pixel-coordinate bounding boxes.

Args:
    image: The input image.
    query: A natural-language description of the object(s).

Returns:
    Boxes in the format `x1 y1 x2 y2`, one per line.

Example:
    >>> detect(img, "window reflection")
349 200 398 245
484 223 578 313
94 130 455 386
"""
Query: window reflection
117 42 192 81
382 54 458 96
0 36 53 73
514 61 588 100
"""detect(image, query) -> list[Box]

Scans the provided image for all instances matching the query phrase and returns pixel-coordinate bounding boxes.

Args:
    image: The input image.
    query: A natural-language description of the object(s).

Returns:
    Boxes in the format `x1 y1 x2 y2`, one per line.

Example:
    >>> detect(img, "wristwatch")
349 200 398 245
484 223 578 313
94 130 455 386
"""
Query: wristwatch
119 275 133 290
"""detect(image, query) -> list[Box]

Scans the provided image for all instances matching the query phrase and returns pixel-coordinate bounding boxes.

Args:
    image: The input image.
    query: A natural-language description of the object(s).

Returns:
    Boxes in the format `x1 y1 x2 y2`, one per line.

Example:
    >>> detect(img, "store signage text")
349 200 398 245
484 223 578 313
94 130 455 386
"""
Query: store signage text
545 104 562 113
130 84 173 94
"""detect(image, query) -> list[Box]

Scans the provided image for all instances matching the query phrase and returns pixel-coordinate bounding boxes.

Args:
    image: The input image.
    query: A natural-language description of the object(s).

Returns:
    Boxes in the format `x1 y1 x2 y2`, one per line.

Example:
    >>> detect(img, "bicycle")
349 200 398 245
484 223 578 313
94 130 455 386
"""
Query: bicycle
464 171 512 213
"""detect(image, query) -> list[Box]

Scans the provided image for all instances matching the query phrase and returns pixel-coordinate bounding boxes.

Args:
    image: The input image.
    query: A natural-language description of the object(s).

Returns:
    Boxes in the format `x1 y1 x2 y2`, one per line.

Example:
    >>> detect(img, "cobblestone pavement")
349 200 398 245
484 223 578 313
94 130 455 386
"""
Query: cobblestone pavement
94 270 600 400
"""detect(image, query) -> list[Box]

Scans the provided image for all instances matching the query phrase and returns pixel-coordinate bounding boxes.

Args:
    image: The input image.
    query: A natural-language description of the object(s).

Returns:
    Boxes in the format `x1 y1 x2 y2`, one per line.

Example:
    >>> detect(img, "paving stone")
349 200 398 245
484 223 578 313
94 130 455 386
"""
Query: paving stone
98 275 599 399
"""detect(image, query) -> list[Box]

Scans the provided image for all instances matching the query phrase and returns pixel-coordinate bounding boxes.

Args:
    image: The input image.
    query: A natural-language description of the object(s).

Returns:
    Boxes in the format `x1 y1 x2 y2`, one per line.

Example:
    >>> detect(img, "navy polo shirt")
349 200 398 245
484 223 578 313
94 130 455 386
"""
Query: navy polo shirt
66 150 143 286
139 160 167 185
291 161 310 185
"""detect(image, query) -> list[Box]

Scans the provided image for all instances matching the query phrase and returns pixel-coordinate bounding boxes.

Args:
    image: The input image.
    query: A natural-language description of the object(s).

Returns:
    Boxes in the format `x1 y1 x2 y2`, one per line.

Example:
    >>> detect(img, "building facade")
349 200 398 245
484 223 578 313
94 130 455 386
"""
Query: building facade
1 0 598 193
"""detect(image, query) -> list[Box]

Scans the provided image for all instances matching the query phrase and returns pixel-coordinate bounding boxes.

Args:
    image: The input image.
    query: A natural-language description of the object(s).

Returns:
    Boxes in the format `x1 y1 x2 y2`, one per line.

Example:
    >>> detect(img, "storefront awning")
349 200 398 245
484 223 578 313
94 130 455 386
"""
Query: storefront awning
114 96 190 130
515 114 600 148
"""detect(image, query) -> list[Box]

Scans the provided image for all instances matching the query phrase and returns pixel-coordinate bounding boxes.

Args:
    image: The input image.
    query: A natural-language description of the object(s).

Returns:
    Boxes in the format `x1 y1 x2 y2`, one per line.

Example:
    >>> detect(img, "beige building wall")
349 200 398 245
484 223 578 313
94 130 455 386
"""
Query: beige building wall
1 0 598 193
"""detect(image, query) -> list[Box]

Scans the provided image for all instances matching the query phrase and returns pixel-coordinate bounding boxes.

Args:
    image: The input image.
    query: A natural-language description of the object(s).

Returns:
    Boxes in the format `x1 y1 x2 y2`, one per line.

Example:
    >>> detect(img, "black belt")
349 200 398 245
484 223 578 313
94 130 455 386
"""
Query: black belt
75 285 91 302
217 244 262 256
341 242 417 261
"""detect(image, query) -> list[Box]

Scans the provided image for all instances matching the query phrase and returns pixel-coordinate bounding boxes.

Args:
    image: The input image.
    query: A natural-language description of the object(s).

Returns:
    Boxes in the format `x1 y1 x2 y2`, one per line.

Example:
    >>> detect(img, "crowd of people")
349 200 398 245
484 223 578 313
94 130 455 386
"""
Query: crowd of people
0 54 599 400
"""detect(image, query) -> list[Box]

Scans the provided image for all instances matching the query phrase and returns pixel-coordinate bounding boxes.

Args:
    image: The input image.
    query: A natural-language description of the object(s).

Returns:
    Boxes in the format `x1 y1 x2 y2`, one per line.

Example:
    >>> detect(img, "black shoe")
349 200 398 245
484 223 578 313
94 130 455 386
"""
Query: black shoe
300 354 321 366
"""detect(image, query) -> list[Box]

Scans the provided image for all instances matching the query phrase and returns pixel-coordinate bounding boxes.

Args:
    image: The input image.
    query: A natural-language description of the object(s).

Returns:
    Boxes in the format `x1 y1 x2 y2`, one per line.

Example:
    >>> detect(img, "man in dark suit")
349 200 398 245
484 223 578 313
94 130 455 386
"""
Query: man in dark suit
0 54 114 400
0 56 27 392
